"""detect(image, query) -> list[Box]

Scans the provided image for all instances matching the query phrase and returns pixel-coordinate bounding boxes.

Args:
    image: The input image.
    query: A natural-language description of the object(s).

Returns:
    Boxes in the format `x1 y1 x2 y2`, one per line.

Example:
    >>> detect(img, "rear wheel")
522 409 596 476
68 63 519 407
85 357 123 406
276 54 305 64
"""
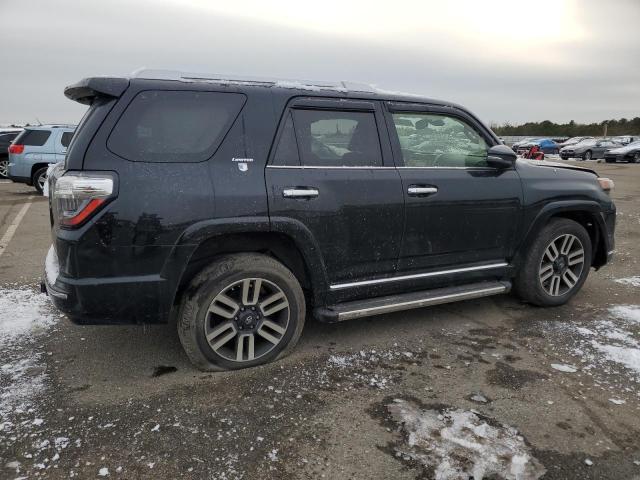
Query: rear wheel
582 150 592 161
514 218 592 306
0 158 8 178
32 167 48 194
177 253 306 371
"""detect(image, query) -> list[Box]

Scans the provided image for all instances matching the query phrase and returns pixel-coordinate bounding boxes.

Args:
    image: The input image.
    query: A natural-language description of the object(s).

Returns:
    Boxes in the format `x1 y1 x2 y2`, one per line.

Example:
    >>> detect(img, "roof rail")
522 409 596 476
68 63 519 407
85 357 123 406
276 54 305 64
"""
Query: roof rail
131 69 377 93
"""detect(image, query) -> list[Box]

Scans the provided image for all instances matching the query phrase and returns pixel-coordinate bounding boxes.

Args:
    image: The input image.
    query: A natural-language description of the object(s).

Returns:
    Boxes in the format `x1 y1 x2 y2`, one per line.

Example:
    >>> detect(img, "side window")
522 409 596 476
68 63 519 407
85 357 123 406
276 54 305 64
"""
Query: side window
391 113 488 168
272 113 300 166
60 131 74 148
108 90 246 163
291 109 383 167
13 129 51 147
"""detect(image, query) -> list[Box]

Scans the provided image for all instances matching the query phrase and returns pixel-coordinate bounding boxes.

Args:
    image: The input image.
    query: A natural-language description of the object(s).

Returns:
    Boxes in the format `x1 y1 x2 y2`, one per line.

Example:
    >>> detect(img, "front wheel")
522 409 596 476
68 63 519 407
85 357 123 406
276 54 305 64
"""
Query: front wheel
514 218 592 307
582 150 592 161
177 253 306 371
632 152 640 164
32 167 48 194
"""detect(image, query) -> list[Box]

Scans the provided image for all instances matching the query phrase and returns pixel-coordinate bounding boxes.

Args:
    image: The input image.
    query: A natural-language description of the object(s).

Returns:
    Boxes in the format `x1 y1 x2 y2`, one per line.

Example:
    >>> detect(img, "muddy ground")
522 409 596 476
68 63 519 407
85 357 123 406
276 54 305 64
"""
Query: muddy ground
1 160 640 479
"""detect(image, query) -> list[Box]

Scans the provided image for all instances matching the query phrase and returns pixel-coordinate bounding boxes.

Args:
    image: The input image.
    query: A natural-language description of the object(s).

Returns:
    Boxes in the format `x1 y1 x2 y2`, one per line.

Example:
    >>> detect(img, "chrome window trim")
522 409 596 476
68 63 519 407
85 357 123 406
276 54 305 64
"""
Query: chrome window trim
266 165 494 171
329 262 509 290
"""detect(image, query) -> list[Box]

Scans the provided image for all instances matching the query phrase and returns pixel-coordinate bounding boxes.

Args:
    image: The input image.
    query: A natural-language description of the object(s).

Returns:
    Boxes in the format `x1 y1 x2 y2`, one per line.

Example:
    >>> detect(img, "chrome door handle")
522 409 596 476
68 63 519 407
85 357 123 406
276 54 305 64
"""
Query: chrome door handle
407 186 438 196
283 187 319 198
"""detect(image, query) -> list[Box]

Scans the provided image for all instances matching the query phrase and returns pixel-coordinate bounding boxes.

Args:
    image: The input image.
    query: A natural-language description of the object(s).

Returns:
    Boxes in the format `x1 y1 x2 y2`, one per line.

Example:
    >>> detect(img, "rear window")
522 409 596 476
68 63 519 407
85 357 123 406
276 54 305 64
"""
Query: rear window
60 131 74 147
14 129 51 146
0 132 20 142
107 90 246 163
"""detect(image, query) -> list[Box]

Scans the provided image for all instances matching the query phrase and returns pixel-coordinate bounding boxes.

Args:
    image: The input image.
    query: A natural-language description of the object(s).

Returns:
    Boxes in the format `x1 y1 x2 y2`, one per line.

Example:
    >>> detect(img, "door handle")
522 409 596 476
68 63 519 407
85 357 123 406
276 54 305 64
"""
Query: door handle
407 186 438 196
283 187 319 198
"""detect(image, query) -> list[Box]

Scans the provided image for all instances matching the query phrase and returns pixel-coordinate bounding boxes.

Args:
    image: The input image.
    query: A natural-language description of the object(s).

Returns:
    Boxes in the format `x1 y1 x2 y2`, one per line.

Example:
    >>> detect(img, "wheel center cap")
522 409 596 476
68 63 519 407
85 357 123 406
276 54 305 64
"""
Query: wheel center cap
237 310 259 329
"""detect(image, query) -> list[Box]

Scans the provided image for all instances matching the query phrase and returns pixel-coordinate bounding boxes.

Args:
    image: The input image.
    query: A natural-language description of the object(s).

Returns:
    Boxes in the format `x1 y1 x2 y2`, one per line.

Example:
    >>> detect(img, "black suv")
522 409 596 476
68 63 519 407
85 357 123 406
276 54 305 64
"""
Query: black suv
43 70 616 371
0 129 21 178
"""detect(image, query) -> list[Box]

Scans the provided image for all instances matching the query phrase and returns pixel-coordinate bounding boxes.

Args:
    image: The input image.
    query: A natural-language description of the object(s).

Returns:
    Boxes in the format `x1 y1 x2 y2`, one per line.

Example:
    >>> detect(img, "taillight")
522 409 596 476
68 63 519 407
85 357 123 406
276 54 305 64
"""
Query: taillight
52 172 116 228
9 144 24 154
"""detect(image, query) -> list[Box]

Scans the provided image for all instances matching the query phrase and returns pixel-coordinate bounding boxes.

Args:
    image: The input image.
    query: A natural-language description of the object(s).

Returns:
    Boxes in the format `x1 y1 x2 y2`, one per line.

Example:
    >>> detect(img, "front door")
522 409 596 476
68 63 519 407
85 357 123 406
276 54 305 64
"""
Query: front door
265 99 404 286
386 105 523 281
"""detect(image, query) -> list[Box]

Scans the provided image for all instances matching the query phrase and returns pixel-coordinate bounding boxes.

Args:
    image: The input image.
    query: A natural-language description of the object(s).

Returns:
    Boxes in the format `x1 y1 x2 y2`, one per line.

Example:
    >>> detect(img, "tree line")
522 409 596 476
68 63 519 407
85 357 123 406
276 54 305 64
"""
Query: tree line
491 117 640 137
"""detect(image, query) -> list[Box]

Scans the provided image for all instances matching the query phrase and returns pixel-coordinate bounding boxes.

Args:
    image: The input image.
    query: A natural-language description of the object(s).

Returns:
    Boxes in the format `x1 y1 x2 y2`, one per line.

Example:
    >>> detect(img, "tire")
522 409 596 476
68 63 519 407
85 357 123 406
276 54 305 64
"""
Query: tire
0 157 8 179
582 150 592 161
32 167 48 194
514 218 592 307
632 152 640 164
177 253 306 371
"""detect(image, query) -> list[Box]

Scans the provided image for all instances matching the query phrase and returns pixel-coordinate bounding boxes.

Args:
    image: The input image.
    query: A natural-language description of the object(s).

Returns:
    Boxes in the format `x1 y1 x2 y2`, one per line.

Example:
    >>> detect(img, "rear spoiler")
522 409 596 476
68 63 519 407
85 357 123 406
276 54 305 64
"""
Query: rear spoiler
64 77 129 105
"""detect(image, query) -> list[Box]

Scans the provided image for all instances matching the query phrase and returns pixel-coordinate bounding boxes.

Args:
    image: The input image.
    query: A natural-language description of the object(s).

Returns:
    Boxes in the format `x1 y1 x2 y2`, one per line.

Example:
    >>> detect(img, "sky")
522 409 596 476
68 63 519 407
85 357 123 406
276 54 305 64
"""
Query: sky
0 0 638 126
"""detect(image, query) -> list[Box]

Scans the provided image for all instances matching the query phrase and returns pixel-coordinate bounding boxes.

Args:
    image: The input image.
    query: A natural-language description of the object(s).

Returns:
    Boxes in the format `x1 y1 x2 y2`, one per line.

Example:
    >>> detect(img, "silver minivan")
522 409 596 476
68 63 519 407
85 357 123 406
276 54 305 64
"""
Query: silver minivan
8 125 75 192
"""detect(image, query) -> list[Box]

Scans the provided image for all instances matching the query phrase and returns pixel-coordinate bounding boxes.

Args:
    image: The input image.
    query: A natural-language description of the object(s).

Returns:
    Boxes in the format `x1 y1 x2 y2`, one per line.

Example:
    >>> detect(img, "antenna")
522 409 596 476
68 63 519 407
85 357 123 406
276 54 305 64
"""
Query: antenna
35 117 43 126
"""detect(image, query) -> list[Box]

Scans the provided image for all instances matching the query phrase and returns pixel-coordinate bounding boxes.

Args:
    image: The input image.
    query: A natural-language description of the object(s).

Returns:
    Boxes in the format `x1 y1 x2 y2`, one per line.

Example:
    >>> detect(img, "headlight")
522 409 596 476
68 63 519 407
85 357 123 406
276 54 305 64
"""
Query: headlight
598 177 614 192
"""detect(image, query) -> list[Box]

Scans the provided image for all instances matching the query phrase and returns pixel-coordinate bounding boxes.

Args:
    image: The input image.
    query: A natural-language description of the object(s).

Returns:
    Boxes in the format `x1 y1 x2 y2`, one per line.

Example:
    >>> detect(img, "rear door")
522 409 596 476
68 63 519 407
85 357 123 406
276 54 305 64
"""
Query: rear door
265 98 404 287
386 103 523 282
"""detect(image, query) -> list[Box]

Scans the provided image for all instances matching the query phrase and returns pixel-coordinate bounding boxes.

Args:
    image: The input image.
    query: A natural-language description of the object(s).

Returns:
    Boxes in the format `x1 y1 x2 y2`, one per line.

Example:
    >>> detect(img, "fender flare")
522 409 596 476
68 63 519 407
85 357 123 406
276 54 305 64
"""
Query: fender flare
161 216 330 311
514 200 609 266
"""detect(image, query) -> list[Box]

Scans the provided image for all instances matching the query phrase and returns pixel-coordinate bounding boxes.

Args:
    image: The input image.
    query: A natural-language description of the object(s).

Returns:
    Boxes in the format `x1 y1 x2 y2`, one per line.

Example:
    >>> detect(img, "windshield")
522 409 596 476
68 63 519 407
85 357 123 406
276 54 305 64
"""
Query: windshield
576 139 596 146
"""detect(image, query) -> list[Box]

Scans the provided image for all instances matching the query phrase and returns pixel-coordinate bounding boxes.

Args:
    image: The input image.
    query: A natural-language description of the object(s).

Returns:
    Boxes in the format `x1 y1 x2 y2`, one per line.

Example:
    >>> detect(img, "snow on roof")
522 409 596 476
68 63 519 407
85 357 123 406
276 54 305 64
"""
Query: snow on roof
131 69 378 94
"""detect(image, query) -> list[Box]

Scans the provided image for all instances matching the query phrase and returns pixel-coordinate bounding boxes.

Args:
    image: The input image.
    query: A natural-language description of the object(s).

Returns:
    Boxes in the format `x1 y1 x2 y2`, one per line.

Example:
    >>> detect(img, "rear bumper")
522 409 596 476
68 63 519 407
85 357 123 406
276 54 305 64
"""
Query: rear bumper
8 174 30 185
43 245 173 324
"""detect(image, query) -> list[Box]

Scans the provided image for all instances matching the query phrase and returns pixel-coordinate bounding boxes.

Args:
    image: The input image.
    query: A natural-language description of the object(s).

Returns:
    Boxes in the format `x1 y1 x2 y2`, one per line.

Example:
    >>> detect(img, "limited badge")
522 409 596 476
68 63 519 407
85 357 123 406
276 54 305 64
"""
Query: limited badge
232 157 254 172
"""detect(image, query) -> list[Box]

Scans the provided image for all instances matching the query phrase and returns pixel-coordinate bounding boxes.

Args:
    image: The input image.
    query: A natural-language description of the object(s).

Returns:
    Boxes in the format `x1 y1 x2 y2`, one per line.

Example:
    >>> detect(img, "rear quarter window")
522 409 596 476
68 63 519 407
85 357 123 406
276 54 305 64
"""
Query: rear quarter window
60 131 74 147
107 90 246 163
14 129 51 147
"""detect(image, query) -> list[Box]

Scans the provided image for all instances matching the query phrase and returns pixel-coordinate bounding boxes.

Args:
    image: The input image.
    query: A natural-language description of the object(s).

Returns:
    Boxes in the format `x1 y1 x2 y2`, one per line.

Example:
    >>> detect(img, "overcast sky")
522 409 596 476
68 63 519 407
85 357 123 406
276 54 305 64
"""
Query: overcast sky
1 0 638 126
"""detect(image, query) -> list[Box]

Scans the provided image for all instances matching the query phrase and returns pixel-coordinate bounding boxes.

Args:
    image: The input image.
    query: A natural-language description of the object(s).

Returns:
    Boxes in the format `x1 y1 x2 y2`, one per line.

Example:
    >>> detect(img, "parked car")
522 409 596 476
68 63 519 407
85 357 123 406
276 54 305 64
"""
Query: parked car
511 138 539 152
7 125 75 192
608 135 635 146
556 136 594 149
559 138 621 160
517 138 559 155
0 129 22 178
43 70 616 371
604 140 640 163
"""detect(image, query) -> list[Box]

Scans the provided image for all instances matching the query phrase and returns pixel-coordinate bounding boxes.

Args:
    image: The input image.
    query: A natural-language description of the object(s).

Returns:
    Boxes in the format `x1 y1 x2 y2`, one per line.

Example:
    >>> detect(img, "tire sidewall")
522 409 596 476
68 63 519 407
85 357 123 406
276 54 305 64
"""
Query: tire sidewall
33 167 47 194
520 220 592 306
179 255 305 371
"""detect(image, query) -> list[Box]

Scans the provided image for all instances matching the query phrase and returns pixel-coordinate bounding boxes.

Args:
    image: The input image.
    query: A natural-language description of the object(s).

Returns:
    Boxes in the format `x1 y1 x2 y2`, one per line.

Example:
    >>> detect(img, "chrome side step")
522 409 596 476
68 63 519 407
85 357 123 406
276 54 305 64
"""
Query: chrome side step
315 281 510 322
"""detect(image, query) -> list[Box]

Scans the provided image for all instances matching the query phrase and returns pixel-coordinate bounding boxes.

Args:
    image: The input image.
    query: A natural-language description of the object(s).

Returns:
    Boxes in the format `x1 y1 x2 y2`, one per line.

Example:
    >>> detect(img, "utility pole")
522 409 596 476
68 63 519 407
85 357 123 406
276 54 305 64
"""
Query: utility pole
603 121 608 138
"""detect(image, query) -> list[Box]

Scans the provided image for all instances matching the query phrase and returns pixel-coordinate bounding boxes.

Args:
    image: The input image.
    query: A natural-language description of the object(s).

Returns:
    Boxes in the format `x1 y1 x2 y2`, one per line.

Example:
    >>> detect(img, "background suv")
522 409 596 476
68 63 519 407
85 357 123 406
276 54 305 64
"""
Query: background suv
0 129 22 178
8 125 75 192
43 71 616 372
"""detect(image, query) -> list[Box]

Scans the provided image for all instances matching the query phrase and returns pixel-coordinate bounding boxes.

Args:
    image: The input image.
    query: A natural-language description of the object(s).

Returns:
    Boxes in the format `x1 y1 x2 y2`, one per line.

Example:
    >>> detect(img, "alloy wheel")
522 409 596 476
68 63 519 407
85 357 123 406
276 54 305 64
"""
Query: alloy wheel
0 160 8 178
204 278 290 362
584 151 592 160
539 234 585 296
37 173 47 190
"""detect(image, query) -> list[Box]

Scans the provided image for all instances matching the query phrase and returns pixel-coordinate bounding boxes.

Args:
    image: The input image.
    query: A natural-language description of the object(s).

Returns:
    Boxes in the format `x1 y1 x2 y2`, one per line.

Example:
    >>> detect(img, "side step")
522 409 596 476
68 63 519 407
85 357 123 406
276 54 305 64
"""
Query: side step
315 281 511 322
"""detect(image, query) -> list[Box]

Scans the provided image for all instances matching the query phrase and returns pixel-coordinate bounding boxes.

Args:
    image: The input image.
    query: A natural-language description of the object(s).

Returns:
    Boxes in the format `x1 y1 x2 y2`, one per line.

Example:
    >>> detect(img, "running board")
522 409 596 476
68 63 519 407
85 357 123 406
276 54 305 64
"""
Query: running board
315 281 511 322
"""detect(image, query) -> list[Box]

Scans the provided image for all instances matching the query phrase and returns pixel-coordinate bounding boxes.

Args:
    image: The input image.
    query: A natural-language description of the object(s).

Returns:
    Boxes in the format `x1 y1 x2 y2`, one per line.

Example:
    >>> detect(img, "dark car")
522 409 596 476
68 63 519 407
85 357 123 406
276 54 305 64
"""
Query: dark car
560 139 621 160
556 136 594 149
0 129 22 178
604 140 640 163
43 70 616 371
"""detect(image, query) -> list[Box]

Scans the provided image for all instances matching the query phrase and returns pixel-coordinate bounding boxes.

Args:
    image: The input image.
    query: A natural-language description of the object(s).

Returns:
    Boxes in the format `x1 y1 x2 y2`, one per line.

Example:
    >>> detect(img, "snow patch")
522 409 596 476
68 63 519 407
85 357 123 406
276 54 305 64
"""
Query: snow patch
0 288 55 345
614 276 640 287
551 363 578 373
387 399 546 480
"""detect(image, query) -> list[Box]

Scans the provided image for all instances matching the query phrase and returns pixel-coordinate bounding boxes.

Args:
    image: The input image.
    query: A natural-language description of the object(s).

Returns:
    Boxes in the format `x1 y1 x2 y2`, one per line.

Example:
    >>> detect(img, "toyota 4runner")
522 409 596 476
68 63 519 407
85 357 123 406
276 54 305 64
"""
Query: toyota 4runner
43 70 616 371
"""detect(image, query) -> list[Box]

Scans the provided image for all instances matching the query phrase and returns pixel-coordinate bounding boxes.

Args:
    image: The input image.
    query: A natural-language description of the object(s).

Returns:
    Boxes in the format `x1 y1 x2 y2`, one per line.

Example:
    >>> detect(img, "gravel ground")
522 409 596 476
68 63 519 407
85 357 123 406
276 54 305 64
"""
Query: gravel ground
1 160 639 479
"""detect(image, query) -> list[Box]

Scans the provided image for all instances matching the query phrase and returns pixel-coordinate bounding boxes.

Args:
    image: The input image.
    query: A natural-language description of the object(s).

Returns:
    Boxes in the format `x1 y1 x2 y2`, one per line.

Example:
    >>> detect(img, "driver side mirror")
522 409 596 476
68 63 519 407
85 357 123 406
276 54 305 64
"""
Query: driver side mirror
486 144 517 169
